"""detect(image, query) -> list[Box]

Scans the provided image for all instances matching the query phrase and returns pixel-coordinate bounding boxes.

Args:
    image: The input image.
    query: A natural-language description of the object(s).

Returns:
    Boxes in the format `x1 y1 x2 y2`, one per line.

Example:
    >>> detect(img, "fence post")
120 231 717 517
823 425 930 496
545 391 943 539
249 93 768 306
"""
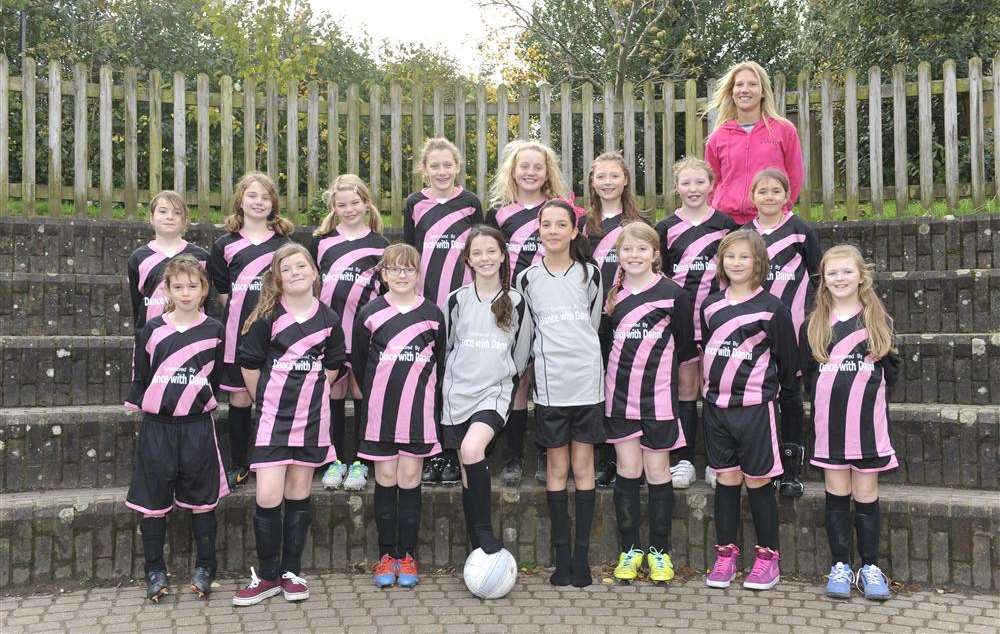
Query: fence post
99 64 113 217
892 64 908 215
433 85 444 138
475 84 487 203
347 83 360 177
560 83 572 191
844 69 859 220
326 82 338 185
496 84 508 166
917 62 933 212
391 82 403 223
943 59 958 211
604 81 616 152
684 79 698 158
411 82 424 191
22 56 36 215
774 72 786 117
796 71 811 215
622 80 636 192
868 66 884 217
642 81 656 212
265 78 278 180
243 77 257 174
220 75 234 213
581 82 594 207
73 63 88 215
455 81 466 188
518 85 530 140
539 82 551 148
994 53 1000 199
173 71 186 196
306 81 319 211
197 73 210 218
286 80 299 218
820 72 834 219
968 57 984 208
369 84 382 207
149 69 162 197
0 55 7 215
48 60 63 215
662 80 675 212
123 67 137 217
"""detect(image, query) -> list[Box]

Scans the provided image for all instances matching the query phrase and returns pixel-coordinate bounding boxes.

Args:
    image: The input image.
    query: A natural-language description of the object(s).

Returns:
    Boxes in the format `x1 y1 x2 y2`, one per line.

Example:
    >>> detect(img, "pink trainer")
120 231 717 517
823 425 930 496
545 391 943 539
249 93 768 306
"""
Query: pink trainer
706 544 740 588
743 546 781 590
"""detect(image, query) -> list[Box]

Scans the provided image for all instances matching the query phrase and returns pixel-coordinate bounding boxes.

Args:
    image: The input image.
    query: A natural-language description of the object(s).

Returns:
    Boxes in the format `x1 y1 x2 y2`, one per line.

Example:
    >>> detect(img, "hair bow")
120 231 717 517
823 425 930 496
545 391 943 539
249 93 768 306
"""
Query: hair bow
561 193 588 221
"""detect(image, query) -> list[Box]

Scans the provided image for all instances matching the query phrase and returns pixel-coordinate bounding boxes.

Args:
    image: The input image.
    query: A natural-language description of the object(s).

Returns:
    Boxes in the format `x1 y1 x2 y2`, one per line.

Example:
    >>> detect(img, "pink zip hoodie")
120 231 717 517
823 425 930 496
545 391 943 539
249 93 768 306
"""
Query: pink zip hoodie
705 117 804 225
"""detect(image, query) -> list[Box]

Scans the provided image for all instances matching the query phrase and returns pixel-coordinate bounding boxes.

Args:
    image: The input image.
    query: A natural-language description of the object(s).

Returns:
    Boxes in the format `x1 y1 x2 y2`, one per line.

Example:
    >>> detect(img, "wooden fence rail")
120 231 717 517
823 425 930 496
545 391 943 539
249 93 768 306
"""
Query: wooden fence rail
0 53 996 225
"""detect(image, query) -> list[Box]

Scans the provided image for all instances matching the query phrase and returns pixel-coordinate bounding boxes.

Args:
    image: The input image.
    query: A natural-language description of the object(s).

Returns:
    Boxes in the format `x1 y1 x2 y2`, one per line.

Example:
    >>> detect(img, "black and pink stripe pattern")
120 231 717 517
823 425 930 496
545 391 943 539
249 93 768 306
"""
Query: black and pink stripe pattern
312 230 387 356
125 313 223 417
236 300 346 448
351 296 446 445
208 231 289 366
748 212 821 335
656 210 738 343
700 287 801 408
486 202 547 282
603 276 697 421
587 214 628 299
803 313 898 461
126 241 209 331
404 188 483 307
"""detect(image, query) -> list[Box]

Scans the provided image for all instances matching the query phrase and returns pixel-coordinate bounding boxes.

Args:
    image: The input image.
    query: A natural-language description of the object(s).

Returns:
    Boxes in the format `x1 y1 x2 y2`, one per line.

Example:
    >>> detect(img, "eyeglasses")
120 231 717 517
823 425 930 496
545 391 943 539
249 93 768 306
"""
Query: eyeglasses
383 266 417 278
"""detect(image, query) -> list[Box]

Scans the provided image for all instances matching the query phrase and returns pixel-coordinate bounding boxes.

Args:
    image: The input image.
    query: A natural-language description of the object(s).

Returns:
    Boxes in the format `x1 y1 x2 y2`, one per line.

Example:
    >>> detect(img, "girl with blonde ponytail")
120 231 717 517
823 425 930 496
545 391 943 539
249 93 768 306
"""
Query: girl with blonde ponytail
601 221 698 585
802 244 899 602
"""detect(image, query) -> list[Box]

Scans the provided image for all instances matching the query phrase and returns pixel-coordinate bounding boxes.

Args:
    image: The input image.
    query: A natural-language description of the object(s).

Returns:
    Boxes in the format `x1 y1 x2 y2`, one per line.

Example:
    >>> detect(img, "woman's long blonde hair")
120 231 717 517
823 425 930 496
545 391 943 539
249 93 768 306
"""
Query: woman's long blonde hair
241 243 320 334
604 221 661 314
704 60 790 133
806 244 895 363
314 174 383 236
585 151 643 237
488 140 568 207
224 172 294 236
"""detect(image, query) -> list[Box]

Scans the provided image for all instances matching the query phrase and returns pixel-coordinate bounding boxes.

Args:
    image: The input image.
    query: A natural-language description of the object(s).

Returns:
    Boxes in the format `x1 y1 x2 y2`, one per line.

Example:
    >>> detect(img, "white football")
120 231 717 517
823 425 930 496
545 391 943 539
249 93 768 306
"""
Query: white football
463 547 517 599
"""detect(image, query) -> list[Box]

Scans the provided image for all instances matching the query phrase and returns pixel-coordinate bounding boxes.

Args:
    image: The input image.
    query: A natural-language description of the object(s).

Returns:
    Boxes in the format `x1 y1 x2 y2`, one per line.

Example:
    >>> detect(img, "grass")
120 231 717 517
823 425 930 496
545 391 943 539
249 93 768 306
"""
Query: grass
4 196 997 228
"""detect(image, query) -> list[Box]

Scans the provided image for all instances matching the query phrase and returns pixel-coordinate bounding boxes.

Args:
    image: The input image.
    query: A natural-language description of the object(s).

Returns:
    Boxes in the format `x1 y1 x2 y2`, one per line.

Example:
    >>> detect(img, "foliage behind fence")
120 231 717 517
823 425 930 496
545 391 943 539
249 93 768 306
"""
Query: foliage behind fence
0 53 996 226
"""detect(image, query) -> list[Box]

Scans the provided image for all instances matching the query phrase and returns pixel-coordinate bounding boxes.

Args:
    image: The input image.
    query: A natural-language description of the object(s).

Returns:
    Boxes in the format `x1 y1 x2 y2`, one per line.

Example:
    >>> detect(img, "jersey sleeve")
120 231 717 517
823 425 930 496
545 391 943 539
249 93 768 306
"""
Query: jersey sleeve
781 121 805 209
444 291 461 354
127 255 144 330
470 194 485 225
587 264 603 331
307 234 320 266
322 317 347 378
881 349 901 388
704 133 723 187
655 220 673 275
236 315 270 370
484 207 499 230
798 321 819 398
512 295 534 374
209 328 225 395
769 304 802 392
670 291 699 364
433 310 448 422
403 195 417 247
208 240 231 295
351 307 373 385
802 221 822 280
125 325 151 410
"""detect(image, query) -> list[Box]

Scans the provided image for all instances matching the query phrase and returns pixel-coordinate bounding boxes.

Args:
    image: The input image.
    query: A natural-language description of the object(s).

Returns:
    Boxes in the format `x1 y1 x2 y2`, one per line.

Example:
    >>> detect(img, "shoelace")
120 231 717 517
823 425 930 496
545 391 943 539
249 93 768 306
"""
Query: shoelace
829 564 854 584
749 551 774 577
623 548 643 567
711 548 735 574
282 571 307 586
348 463 366 478
647 547 666 566
245 567 262 589
858 565 885 588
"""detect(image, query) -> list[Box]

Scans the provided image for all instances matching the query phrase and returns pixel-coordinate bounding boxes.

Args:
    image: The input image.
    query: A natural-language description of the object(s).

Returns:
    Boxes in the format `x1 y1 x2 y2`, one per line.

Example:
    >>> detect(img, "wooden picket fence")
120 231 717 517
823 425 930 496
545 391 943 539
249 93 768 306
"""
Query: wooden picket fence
0 53 996 226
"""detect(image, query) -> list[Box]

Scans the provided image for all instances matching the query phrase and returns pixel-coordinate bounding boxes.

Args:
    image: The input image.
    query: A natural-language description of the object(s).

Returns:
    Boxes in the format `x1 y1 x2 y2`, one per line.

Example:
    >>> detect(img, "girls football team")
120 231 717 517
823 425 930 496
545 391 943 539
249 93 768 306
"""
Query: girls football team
125 68 898 603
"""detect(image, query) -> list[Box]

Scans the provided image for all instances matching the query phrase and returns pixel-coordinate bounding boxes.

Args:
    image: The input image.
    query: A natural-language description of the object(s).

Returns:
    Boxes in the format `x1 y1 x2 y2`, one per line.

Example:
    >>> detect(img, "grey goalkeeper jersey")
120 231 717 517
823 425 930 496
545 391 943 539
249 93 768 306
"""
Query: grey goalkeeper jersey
441 284 533 426
516 260 604 406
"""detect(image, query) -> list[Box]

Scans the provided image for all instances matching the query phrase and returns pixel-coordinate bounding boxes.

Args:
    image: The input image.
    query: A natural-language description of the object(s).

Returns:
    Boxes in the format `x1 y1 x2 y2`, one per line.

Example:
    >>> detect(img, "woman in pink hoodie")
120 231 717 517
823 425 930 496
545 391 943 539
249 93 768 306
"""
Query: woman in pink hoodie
704 61 804 225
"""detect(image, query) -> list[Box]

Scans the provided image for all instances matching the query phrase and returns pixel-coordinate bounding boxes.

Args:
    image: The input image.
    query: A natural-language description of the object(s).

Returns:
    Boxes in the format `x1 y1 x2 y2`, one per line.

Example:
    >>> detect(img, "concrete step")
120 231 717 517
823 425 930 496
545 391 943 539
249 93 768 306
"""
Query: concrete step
0 481 996 591
3 332 996 408
5 269 996 337
4 214 998 277
1 402 995 494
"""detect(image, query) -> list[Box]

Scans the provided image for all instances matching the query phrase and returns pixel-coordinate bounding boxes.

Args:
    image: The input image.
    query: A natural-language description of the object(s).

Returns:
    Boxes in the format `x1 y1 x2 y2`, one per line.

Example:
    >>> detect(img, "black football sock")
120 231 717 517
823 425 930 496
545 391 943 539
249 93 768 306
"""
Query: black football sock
140 516 167 575
191 511 217 572
546 490 571 586
714 483 741 546
571 488 596 587
465 459 501 554
281 497 312 576
227 405 253 469
253 503 282 581
676 401 698 463
647 481 675 552
825 492 852 566
854 499 881 567
613 475 641 553
747 485 780 550
374 483 398 559
397 485 422 560
330 399 347 461
504 409 528 462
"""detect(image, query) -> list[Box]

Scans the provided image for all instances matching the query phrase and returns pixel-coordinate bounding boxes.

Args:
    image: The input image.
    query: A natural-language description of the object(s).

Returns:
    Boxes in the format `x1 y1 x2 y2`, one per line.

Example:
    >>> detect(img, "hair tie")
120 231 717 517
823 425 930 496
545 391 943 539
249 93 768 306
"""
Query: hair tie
561 193 588 221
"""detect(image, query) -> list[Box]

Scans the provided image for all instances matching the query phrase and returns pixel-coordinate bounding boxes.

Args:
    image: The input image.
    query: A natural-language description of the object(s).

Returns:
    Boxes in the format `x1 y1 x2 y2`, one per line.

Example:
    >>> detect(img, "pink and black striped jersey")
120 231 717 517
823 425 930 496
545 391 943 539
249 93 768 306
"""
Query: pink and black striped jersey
801 313 900 461
351 296 447 445
747 212 821 335
236 300 346 448
656 210 739 343
700 287 800 408
587 214 627 299
602 276 698 421
311 230 388 356
485 202 546 283
404 188 484 308
125 313 223 417
126 241 209 331
208 231 289 365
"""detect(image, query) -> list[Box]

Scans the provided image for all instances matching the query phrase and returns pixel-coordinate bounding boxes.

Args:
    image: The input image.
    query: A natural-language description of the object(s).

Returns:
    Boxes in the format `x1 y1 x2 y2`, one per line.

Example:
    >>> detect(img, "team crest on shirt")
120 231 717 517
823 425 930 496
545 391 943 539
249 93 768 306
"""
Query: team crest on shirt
151 365 209 386
819 351 876 373
704 339 753 361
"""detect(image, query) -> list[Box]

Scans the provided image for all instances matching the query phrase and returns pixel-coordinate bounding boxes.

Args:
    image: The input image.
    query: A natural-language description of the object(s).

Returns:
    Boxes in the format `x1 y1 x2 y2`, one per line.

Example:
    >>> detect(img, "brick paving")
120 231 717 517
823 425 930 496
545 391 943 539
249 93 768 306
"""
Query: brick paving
2 571 998 633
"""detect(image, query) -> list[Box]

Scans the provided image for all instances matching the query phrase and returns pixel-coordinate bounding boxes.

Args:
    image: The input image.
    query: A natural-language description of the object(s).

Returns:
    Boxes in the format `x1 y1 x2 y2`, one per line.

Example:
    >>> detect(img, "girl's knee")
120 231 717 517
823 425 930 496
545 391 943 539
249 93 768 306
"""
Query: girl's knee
459 442 485 465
